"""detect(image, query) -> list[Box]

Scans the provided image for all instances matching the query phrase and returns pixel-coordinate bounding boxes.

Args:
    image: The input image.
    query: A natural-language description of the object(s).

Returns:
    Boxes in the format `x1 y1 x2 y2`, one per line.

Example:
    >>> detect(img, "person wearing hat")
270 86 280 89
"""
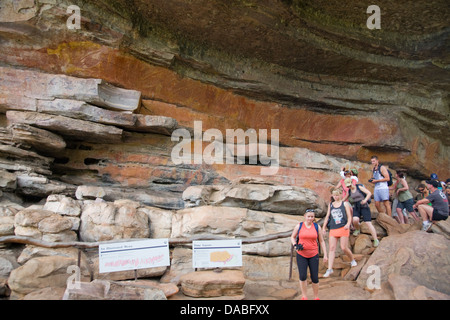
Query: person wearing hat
336 169 356 200
430 173 444 190
413 180 449 231
345 178 380 247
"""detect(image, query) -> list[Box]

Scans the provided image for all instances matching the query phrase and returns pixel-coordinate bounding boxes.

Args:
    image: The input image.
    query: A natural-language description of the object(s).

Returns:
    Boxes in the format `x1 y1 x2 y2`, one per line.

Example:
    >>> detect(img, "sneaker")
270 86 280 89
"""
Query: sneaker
323 269 334 278
422 221 432 232
350 260 357 267
353 229 360 236
301 296 308 300
373 239 380 247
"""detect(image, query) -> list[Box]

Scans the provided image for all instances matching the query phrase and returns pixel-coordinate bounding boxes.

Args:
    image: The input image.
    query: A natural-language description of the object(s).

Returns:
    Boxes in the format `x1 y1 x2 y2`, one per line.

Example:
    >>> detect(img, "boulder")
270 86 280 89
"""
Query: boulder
63 279 167 300
180 270 245 298
387 273 450 300
43 195 82 231
0 203 21 236
0 169 17 190
0 66 141 112
79 199 150 242
14 208 77 242
376 212 419 235
8 123 66 154
6 111 123 144
243 254 298 281
357 231 450 296
8 256 91 298
16 174 75 198
182 180 326 217
431 217 450 239
353 234 373 254
75 185 106 200
160 247 194 285
37 99 137 127
138 206 173 239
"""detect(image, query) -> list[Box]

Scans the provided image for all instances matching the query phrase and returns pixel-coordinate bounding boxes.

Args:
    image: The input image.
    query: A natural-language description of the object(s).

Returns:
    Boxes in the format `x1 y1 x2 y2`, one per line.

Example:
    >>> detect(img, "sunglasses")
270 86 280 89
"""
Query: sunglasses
305 209 315 213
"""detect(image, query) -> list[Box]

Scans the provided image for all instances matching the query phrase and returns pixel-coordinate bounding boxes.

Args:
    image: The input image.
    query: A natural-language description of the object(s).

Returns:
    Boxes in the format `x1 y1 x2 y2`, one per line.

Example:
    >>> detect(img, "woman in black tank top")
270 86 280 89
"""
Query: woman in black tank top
322 188 356 277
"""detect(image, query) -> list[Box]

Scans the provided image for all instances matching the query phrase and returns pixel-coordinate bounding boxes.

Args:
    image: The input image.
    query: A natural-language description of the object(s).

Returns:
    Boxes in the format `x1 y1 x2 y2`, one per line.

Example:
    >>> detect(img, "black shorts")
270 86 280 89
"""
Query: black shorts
398 198 414 212
432 208 448 221
353 203 372 222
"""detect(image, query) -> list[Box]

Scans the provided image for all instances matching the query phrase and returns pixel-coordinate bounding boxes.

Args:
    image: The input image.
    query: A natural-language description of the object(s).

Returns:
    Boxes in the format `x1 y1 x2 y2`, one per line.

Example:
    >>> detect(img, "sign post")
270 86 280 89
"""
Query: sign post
192 239 242 269
99 239 170 274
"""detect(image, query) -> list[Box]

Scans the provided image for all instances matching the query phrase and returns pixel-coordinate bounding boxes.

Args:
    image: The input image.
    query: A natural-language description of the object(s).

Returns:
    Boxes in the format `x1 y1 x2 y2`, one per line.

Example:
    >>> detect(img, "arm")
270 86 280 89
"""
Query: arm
413 197 430 209
318 225 328 263
344 202 352 229
390 178 398 191
290 223 300 247
373 166 390 183
396 178 409 195
322 204 331 233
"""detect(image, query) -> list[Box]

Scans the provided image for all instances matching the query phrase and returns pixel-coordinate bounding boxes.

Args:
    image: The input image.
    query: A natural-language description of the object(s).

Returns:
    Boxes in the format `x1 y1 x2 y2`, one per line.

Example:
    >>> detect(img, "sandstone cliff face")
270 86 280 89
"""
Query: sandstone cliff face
0 0 449 301
1 1 448 182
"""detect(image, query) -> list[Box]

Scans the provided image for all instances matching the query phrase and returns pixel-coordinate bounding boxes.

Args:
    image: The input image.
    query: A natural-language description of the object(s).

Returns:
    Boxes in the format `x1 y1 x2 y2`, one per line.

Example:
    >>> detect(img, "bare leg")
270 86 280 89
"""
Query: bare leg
340 236 354 262
312 282 319 300
364 221 378 240
383 200 392 216
299 280 308 300
418 204 433 222
375 201 383 213
327 236 338 270
396 208 406 224
352 217 360 231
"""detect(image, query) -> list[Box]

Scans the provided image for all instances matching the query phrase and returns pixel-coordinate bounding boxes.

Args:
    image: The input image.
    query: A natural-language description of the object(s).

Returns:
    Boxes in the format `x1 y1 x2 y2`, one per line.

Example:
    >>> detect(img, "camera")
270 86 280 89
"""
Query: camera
295 243 304 251
368 178 374 183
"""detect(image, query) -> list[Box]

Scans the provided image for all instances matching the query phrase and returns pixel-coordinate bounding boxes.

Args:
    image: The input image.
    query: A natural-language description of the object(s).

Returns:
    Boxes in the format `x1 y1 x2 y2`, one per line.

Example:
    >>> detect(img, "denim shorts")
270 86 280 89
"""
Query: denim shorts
397 198 414 212
374 188 389 201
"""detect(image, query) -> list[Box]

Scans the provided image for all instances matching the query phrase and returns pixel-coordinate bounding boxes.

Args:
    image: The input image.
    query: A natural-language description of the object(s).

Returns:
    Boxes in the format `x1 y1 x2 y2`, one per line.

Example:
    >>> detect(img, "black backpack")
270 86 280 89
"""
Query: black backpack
373 164 393 186
350 184 372 204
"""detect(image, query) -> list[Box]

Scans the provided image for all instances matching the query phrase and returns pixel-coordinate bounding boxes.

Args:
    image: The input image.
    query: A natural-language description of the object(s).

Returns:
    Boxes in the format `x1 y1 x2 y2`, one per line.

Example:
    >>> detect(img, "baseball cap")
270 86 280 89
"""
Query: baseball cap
344 178 353 187
430 173 438 180
425 180 440 188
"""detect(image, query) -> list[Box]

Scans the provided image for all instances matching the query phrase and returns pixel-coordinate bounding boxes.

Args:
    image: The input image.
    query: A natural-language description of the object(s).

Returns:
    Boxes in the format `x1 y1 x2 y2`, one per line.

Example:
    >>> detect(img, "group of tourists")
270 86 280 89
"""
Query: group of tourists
290 155 449 300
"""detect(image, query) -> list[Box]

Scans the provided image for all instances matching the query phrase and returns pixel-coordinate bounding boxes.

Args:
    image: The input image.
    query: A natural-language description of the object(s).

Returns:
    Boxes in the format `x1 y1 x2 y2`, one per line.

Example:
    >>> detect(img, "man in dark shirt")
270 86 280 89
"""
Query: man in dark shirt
413 180 449 231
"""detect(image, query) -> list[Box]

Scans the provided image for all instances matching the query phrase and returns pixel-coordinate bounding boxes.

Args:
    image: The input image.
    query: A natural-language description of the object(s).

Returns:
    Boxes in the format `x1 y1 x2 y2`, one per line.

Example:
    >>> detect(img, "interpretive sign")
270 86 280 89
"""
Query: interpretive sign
99 239 170 273
192 239 242 268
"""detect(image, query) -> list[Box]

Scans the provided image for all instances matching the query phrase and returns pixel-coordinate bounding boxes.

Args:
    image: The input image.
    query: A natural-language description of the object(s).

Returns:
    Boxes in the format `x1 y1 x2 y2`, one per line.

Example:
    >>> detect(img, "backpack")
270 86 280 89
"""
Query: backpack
296 222 320 255
373 164 393 186
350 184 372 204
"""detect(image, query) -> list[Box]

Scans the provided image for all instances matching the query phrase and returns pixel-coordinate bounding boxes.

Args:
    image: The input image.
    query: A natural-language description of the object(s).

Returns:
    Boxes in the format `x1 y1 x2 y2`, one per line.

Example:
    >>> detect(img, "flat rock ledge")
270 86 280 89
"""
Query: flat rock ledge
180 270 245 298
